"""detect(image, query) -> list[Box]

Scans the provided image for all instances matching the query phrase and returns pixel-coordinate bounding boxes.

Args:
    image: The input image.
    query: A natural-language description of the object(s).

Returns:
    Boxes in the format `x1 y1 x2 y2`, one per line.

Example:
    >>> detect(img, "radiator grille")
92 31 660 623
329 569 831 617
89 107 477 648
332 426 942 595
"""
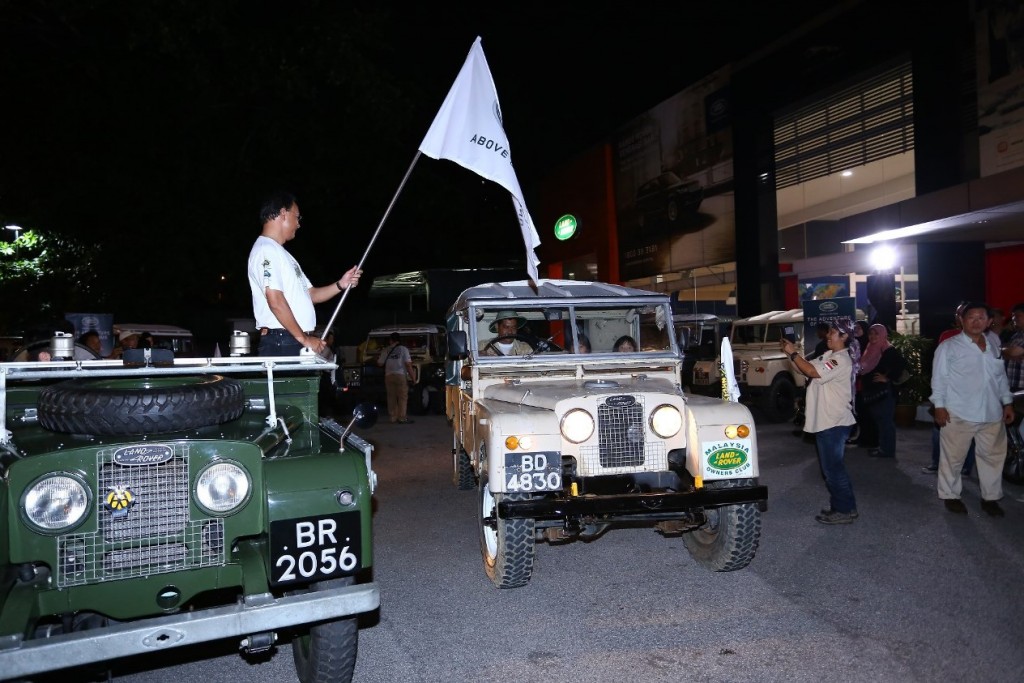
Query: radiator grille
578 395 668 473
56 444 225 587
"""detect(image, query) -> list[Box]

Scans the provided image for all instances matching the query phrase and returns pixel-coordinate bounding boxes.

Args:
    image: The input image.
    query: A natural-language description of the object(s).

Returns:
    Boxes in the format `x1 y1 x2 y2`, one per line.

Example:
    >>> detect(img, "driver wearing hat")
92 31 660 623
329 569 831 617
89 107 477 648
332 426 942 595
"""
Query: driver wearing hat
481 310 533 356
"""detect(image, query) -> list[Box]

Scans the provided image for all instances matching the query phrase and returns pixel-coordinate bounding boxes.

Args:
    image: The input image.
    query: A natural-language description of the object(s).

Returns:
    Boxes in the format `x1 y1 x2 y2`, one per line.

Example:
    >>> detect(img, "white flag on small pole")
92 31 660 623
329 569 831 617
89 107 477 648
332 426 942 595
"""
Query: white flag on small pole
419 36 541 283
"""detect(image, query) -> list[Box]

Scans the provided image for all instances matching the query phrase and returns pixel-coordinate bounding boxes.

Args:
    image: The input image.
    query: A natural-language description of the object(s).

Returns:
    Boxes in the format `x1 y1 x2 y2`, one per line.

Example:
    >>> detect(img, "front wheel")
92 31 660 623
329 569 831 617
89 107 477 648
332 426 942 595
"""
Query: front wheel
761 375 797 423
479 472 535 588
683 479 761 572
291 578 359 683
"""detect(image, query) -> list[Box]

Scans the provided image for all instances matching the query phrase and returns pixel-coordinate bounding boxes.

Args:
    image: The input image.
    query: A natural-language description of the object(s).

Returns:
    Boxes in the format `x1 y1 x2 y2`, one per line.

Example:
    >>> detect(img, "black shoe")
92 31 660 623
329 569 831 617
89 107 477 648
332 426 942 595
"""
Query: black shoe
846 438 859 445
815 509 856 525
820 507 859 519
981 500 1005 517
944 499 967 514
868 449 894 458
921 464 938 474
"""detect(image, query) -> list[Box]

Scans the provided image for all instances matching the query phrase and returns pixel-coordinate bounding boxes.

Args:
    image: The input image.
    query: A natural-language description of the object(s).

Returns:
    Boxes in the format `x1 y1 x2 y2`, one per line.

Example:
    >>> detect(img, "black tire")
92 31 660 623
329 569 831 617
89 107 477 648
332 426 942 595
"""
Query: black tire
761 375 797 423
291 578 358 683
683 479 761 572
454 449 476 490
408 382 430 416
667 198 679 222
478 472 535 588
38 375 244 435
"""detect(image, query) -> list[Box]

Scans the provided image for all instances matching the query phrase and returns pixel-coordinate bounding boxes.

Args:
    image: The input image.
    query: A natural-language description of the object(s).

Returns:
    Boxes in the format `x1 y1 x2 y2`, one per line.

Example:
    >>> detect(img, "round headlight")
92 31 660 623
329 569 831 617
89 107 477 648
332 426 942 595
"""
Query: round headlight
560 409 595 444
23 475 89 531
195 462 251 514
650 404 683 438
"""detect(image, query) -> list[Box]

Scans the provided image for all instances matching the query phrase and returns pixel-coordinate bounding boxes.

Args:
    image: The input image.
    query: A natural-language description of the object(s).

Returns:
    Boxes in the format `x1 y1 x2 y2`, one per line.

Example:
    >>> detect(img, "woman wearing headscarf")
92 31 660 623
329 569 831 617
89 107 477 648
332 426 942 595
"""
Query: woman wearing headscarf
849 320 876 447
781 319 860 524
859 324 906 459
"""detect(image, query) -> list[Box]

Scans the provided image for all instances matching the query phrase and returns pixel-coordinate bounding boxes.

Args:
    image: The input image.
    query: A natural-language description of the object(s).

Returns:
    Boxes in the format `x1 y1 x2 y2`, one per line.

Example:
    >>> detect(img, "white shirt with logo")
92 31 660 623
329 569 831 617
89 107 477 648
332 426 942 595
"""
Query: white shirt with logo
247 236 315 331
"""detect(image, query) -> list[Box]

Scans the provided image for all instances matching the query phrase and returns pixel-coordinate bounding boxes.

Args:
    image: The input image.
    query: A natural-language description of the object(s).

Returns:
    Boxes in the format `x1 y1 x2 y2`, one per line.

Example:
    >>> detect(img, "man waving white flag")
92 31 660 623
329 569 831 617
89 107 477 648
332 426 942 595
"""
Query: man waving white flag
419 37 541 283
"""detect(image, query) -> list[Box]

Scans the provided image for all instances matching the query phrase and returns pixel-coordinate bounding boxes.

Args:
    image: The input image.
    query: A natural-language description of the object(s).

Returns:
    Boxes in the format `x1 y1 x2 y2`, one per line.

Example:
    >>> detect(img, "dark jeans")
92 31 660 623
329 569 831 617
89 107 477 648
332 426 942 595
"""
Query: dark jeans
867 391 897 457
815 424 856 513
258 333 303 356
854 391 878 447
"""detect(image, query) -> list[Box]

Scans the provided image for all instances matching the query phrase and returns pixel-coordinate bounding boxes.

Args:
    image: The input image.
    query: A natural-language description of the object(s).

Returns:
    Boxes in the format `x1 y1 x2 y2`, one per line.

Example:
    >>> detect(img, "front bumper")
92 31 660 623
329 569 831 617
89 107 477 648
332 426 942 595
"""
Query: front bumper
0 581 379 680
498 484 768 519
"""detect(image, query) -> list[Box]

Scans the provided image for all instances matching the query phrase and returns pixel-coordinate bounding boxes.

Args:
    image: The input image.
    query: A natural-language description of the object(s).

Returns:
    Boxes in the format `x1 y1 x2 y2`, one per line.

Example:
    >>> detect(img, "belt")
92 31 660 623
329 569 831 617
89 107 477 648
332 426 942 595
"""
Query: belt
260 328 312 337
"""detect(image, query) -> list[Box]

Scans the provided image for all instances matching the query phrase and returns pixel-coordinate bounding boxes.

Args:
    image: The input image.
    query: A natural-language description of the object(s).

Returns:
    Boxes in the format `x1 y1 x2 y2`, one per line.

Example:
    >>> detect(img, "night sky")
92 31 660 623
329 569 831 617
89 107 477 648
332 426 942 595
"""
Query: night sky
0 0 827 335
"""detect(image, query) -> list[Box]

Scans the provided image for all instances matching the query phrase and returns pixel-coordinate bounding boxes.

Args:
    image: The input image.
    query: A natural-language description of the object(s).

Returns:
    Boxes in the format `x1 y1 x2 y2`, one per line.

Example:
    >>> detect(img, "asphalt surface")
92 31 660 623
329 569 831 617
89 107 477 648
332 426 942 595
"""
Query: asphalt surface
113 411 1024 683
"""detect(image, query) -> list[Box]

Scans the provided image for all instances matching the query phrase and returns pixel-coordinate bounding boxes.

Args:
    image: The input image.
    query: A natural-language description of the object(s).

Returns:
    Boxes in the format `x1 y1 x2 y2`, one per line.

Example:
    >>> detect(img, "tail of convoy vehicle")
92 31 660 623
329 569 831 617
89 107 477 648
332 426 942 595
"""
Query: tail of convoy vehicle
0 341 379 681
691 309 807 422
444 280 767 589
340 324 447 415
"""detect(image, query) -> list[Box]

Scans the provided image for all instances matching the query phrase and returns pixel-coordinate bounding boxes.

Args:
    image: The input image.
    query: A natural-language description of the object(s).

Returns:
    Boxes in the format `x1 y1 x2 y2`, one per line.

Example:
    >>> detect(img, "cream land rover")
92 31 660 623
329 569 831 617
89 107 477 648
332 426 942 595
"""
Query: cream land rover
444 280 767 588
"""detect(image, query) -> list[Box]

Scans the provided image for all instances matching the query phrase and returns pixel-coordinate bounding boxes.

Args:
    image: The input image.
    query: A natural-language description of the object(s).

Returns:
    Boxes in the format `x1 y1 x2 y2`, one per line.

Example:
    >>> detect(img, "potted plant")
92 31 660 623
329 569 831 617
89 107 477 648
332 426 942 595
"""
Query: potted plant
888 331 935 427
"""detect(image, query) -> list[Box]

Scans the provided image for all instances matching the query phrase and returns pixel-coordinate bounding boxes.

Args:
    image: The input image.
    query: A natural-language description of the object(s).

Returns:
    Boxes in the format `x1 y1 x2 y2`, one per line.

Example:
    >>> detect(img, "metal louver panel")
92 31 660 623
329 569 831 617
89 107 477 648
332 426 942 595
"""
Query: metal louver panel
774 61 914 189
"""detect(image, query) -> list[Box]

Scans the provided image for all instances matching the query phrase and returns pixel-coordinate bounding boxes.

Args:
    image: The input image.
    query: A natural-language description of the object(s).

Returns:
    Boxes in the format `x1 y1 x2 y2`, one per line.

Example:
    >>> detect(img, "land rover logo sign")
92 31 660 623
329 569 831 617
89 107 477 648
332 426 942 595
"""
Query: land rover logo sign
113 444 173 466
703 440 753 476
819 301 838 313
606 395 636 408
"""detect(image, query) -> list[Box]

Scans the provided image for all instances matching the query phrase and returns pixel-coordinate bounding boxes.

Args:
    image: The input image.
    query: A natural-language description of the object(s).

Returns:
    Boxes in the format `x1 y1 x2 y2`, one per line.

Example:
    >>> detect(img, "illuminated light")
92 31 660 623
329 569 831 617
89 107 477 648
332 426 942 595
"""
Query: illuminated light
650 405 682 438
505 436 520 450
871 245 897 271
737 424 751 438
841 170 853 177
561 409 595 443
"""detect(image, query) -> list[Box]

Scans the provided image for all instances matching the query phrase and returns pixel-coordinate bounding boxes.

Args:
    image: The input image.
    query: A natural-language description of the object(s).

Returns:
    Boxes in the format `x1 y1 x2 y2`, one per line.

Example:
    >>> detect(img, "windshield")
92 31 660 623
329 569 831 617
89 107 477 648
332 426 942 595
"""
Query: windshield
366 334 432 359
473 303 676 356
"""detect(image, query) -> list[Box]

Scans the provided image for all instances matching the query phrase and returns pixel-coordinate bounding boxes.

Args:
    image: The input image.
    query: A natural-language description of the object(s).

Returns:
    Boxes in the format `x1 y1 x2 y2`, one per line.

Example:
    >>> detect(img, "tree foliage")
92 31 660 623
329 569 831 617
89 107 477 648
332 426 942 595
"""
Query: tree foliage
0 229 104 331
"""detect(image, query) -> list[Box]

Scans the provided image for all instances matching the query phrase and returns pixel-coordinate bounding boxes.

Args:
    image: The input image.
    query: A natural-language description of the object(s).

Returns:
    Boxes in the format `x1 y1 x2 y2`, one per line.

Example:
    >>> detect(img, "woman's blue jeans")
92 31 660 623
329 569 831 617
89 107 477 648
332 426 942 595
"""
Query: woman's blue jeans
815 425 856 513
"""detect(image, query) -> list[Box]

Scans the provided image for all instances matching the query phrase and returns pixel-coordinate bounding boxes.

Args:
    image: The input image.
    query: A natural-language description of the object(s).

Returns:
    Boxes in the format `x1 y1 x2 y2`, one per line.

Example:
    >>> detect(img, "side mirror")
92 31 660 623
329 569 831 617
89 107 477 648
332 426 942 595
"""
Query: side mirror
351 402 378 429
677 327 690 350
447 331 468 360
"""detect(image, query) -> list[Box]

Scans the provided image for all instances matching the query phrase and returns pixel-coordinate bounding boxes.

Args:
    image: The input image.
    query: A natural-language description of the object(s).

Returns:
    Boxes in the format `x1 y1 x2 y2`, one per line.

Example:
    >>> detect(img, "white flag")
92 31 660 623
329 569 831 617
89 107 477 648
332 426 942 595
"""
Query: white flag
419 37 541 282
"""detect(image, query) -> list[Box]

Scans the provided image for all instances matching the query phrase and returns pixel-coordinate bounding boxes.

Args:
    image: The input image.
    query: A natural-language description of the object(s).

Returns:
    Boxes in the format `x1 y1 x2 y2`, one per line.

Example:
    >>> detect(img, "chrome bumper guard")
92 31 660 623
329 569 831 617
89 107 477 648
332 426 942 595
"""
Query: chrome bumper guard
0 581 379 679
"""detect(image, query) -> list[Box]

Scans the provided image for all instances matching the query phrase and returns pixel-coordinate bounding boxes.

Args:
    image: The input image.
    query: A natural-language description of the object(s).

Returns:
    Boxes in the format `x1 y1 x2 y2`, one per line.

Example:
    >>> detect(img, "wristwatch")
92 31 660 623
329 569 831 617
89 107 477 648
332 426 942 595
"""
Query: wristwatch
789 351 798 361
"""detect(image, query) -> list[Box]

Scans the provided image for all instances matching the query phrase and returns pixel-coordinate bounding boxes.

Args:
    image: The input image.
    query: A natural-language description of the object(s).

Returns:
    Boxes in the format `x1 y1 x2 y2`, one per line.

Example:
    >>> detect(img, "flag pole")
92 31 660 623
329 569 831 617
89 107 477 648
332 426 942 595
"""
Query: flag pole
321 151 423 337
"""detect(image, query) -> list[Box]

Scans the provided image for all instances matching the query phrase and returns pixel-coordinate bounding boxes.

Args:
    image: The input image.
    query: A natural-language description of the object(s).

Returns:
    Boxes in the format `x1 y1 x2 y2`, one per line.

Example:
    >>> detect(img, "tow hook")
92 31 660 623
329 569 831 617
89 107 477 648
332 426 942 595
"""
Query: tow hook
240 631 276 654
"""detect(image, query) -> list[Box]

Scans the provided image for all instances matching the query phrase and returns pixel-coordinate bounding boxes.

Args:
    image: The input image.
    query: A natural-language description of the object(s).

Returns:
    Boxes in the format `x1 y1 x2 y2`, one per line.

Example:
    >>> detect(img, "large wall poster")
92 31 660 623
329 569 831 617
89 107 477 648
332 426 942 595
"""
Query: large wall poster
977 0 1024 177
613 67 736 281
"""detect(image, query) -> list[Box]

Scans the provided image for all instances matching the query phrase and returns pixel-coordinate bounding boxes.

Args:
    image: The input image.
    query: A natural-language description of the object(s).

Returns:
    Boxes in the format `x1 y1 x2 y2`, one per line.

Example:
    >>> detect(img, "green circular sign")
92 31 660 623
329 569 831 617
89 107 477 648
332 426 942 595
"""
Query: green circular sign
554 214 578 241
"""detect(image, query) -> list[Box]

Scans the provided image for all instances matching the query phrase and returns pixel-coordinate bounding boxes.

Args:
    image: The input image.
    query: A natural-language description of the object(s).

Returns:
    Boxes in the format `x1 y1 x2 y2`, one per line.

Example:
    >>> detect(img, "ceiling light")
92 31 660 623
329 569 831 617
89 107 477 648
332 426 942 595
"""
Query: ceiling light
841 170 853 177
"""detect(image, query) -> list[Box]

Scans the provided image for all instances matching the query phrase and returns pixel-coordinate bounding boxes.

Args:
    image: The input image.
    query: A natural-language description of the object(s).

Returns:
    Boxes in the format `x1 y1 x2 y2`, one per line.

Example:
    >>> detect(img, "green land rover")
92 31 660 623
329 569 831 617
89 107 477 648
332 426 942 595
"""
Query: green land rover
0 344 378 682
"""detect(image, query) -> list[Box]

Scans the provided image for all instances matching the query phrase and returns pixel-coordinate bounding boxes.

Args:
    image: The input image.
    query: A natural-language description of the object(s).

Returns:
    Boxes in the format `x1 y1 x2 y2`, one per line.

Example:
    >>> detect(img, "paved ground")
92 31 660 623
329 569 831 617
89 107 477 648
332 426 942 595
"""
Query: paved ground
114 411 1024 683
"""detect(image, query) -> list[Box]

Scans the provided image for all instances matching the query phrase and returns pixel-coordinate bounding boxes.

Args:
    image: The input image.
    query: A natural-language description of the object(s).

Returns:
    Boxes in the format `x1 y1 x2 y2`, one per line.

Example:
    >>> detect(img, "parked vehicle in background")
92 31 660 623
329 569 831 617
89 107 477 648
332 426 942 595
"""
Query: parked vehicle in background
0 344 379 682
635 171 704 227
692 310 807 422
446 280 766 589
340 324 447 415
113 323 196 357
676 313 732 396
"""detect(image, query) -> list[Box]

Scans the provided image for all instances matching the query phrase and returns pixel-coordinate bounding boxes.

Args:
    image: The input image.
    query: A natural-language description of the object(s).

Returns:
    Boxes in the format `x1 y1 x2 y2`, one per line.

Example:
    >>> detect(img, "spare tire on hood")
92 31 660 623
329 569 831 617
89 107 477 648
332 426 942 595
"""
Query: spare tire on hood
38 375 244 435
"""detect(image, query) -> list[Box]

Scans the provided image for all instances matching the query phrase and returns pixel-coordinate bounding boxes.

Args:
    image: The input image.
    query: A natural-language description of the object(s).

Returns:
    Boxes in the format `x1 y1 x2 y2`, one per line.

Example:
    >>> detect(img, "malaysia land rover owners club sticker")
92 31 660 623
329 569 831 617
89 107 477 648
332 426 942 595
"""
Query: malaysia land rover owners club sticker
703 440 752 476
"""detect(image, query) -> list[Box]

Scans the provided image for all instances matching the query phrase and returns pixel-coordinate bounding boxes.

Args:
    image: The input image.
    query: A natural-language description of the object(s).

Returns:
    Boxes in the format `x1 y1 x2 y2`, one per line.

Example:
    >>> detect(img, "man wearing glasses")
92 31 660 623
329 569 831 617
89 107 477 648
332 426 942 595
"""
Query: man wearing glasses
248 191 361 356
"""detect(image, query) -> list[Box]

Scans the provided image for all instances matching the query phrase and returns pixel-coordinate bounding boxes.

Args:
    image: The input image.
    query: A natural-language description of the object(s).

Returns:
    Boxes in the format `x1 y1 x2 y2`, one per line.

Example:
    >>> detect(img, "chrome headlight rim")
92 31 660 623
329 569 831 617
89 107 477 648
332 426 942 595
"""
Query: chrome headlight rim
649 404 683 438
560 408 595 444
20 471 92 534
194 459 252 516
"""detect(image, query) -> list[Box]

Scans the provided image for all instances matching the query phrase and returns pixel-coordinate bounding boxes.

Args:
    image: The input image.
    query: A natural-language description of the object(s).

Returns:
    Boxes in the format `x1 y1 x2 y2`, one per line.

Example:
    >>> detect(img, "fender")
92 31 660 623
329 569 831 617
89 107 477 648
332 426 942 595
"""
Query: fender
684 396 759 481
